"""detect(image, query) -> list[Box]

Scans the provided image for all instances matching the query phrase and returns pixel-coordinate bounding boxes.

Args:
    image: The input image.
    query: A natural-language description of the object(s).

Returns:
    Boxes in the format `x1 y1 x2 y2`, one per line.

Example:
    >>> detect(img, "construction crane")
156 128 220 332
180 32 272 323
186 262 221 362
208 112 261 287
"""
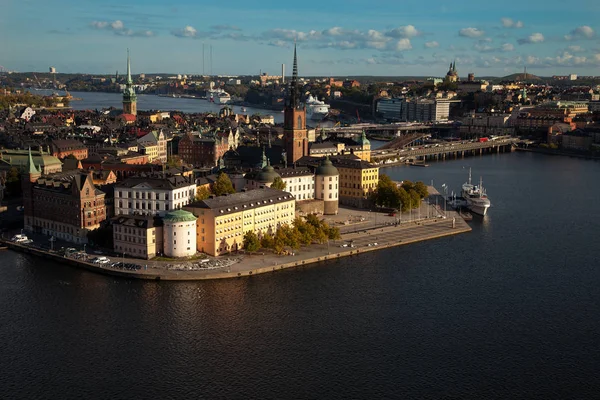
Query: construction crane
33 74 43 89
63 88 73 100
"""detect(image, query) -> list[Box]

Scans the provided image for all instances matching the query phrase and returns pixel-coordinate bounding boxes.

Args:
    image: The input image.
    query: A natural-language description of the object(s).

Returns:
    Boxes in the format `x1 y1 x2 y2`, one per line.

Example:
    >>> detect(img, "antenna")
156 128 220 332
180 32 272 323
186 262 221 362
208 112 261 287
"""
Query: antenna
202 43 205 76
210 45 213 75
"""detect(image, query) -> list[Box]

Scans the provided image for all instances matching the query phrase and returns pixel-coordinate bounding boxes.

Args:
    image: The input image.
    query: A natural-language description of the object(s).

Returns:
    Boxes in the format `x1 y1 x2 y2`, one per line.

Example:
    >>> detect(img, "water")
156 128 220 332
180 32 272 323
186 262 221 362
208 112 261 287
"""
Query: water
2 152 600 399
31 89 284 123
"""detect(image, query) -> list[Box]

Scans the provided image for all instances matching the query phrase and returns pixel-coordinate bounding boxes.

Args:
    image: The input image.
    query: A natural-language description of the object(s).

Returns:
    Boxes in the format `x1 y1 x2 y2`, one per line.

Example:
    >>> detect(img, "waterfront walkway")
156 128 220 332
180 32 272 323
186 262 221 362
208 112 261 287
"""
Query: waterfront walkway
2 208 471 281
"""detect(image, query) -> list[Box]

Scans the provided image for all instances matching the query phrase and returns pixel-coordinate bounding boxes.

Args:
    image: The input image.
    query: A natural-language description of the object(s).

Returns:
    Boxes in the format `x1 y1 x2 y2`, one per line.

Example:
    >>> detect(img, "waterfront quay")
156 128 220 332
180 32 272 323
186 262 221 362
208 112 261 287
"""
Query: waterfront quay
1 188 471 281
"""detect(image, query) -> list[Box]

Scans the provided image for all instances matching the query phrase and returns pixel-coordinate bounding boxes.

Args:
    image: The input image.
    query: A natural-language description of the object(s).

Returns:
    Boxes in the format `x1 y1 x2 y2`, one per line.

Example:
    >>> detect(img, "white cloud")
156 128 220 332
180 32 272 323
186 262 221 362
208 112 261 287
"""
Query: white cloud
260 25 418 52
386 25 419 38
501 18 524 28
395 38 412 51
424 41 439 48
565 26 595 40
518 32 544 44
501 43 515 52
110 20 124 31
90 20 154 37
91 21 108 29
172 25 198 38
567 45 585 52
459 27 485 38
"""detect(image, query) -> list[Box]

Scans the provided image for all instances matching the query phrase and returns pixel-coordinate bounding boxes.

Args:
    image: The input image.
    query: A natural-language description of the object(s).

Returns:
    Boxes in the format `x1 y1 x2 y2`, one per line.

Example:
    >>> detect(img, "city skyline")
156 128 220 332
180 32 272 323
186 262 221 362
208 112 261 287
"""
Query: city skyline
2 0 600 76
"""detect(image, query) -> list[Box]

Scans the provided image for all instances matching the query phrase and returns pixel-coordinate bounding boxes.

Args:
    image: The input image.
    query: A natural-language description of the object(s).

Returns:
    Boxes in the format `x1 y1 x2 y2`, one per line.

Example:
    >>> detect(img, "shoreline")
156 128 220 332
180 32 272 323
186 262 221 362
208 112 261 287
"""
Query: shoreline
1 211 471 281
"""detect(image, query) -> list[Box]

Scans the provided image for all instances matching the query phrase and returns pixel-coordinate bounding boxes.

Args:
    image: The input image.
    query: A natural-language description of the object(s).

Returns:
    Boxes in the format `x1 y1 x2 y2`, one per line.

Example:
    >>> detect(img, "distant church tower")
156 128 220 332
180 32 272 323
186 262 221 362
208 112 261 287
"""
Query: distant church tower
284 43 308 165
122 49 137 115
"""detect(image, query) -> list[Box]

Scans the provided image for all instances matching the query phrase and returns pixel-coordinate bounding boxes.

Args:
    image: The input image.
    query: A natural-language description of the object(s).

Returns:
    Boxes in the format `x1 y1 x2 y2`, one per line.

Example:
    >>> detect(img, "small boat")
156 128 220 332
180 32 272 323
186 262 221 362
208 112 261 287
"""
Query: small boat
241 107 247 112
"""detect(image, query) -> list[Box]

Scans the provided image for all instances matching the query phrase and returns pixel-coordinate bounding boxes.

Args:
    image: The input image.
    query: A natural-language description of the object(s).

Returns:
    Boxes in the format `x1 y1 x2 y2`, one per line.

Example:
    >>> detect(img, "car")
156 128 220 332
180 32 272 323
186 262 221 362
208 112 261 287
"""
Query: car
340 244 348 248
373 243 378 246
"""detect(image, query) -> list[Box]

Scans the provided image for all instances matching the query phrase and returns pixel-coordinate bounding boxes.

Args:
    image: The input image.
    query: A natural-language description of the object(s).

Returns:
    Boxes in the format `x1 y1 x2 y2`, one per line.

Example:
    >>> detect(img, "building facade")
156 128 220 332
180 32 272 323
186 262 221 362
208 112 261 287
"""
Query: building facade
163 210 197 258
332 156 379 208
315 157 339 215
114 174 197 217
138 130 167 164
51 139 89 160
113 215 163 259
185 187 295 256
23 152 106 244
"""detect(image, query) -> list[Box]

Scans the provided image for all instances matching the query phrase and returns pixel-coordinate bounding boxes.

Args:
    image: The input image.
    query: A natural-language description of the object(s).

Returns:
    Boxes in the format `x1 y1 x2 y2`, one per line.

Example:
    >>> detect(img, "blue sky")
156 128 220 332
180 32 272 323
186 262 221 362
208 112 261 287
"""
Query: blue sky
1 0 600 77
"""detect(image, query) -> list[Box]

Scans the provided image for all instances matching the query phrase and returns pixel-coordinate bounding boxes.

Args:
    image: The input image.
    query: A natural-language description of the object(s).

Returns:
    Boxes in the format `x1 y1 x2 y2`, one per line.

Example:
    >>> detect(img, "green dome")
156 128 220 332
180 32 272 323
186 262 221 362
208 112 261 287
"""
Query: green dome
316 157 338 176
256 164 280 183
357 130 370 146
163 210 197 223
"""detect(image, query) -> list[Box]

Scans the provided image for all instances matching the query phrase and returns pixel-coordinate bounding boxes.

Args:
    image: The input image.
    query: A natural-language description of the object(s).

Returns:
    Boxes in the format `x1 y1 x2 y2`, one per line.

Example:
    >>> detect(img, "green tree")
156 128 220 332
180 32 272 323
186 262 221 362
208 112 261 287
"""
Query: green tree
211 172 236 196
243 231 261 252
271 176 286 190
413 181 429 199
195 186 211 201
260 234 274 249
327 225 341 241
167 155 183 168
372 174 402 210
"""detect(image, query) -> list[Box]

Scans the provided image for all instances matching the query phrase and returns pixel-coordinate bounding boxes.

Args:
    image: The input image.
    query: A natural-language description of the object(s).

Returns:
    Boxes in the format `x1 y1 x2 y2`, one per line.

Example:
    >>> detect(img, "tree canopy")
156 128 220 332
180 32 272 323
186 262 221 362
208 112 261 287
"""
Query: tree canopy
195 186 211 201
371 174 428 212
211 172 236 196
271 176 286 190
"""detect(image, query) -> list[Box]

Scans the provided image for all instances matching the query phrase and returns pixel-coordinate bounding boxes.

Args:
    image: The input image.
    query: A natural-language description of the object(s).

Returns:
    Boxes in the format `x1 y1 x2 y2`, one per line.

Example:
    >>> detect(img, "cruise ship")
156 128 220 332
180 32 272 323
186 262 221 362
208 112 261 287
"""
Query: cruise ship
305 94 330 121
461 168 491 216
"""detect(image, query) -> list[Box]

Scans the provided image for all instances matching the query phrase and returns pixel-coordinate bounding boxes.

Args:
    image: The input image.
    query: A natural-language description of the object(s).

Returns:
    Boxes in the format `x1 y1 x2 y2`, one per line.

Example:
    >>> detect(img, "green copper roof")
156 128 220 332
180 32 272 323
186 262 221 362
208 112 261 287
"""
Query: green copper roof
27 147 40 175
163 210 197 223
357 130 370 146
316 156 339 176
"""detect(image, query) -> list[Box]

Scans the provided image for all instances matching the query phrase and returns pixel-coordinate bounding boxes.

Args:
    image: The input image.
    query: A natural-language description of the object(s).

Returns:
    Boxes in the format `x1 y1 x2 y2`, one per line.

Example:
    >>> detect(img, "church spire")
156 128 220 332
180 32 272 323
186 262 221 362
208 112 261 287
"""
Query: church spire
126 49 133 85
27 147 39 175
289 41 299 109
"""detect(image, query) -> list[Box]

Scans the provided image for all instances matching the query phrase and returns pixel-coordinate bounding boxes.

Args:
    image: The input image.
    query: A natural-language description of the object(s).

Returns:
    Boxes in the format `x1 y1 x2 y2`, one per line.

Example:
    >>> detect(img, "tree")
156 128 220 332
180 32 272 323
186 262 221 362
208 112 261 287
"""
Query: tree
167 155 183 168
327 225 341 241
211 172 236 196
260 234 274 249
372 174 402 210
195 186 211 201
271 176 286 190
243 231 261 252
414 181 429 199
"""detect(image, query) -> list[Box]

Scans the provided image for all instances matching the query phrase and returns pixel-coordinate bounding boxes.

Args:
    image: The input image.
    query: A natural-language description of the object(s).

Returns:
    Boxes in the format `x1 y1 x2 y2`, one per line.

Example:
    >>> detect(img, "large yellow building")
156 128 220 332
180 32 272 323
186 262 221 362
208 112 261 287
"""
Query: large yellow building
184 187 295 256
331 156 379 208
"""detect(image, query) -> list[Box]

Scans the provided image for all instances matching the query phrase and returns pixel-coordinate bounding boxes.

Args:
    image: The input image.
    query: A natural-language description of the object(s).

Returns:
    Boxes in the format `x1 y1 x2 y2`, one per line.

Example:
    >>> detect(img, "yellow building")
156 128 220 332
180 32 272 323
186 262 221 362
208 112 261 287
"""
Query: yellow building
331 156 379 208
184 187 295 256
113 215 164 259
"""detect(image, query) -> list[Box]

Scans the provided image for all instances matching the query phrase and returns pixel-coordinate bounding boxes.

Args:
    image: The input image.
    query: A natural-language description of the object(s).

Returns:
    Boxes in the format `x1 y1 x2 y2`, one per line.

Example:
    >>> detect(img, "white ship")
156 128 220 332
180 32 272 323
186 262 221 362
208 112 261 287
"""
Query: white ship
214 92 231 104
461 168 491 216
305 94 330 121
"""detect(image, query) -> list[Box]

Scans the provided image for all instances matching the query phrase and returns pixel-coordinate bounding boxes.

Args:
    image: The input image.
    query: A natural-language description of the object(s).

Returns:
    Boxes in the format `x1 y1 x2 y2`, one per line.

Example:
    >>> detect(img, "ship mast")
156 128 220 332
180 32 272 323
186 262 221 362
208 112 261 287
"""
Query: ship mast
468 167 472 185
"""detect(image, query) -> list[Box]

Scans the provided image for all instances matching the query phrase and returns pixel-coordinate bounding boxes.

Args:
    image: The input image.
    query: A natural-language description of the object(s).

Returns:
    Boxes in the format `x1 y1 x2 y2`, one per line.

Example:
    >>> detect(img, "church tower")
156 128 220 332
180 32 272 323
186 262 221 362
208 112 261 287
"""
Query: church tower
22 147 41 231
284 43 308 165
122 49 137 116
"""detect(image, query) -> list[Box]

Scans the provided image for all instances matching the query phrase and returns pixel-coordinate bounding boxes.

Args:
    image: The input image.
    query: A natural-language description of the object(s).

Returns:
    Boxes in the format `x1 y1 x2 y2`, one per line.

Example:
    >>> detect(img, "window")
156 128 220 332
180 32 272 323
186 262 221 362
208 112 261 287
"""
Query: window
297 116 302 129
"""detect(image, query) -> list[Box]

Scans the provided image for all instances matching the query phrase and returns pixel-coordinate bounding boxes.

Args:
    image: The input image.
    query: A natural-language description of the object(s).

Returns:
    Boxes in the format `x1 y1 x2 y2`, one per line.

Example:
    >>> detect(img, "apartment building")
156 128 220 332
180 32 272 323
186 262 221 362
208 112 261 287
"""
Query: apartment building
184 187 295 256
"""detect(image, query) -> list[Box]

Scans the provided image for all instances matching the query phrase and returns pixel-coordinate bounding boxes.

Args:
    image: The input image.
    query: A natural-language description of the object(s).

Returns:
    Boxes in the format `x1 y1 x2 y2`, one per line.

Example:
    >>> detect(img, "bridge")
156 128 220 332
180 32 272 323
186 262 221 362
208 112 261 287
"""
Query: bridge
320 122 446 139
371 138 518 164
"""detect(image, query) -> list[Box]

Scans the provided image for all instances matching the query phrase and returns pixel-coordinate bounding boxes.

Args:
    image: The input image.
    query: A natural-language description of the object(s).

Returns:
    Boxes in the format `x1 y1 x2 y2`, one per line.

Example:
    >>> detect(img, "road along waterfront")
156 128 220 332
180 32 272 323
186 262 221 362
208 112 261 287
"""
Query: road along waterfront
1 207 470 280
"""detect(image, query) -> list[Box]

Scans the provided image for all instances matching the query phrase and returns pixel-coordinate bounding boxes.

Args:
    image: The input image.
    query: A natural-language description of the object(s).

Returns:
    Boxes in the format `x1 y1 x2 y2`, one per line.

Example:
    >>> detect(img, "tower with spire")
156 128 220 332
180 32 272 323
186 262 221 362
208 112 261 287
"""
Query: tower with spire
122 49 137 116
445 60 458 83
22 147 41 231
284 43 308 165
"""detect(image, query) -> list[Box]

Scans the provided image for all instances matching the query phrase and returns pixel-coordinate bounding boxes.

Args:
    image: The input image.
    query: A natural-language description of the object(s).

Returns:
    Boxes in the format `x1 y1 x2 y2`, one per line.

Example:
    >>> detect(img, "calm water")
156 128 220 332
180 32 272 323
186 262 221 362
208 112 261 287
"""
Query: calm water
2 152 600 399
32 89 284 123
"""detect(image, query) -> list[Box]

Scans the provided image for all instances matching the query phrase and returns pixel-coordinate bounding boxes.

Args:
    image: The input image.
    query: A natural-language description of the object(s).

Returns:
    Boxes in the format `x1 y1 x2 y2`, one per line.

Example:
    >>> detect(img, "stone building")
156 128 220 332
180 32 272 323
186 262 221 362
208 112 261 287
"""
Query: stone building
185 187 295 256
22 150 106 244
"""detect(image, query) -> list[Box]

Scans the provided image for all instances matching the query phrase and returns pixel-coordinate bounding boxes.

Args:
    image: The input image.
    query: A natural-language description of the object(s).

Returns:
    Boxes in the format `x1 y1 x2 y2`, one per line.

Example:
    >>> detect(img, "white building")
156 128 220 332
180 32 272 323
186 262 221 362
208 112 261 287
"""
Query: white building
163 210 197 258
279 168 315 201
315 157 339 215
114 174 197 217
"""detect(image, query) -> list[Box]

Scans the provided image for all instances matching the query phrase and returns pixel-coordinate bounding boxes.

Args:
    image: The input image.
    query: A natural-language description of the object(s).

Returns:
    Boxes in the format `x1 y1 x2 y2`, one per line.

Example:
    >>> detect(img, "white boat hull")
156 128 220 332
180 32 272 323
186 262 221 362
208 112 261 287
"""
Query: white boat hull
468 203 489 216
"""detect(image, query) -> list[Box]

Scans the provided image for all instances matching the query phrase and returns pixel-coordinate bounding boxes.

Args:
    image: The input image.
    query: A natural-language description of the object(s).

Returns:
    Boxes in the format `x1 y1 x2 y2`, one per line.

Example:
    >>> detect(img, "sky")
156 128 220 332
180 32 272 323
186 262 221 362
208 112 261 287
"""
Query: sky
1 0 600 77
